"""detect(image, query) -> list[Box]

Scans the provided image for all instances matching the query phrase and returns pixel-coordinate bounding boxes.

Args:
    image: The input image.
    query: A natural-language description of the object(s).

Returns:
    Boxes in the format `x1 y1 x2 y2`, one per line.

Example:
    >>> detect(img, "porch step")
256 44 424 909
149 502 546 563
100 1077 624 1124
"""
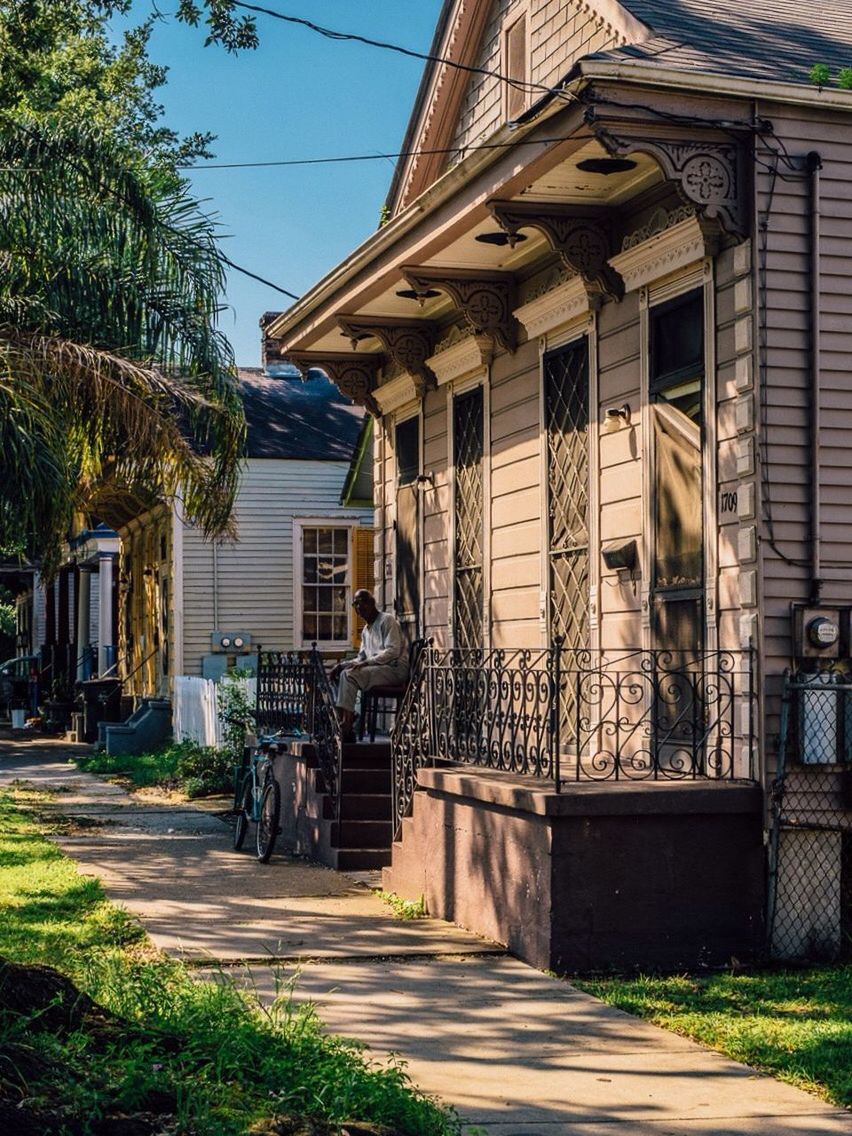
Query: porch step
334 847 392 871
335 793 393 821
341 742 392 767
330 818 393 847
339 767 392 794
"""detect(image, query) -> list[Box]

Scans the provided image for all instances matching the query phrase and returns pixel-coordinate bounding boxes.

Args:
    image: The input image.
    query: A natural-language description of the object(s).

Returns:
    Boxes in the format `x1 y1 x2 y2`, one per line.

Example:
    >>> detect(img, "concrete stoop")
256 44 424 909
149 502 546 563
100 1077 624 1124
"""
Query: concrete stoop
384 766 767 973
100 698 171 757
277 741 393 871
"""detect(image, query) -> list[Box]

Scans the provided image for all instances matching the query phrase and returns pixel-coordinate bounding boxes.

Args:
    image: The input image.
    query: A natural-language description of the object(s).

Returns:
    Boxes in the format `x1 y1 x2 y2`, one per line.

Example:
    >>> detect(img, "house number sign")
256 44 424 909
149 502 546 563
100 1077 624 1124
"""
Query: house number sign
719 490 738 516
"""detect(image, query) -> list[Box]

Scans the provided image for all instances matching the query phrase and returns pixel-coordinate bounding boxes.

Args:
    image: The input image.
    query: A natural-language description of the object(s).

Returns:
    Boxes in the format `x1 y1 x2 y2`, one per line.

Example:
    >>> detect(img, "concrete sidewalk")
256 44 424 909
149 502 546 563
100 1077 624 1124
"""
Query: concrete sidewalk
2 733 849 1136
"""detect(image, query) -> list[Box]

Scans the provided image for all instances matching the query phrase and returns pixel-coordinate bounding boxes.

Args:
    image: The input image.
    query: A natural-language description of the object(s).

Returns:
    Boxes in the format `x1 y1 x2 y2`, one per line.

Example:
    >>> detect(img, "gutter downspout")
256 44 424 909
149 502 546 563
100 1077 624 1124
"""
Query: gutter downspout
807 151 823 604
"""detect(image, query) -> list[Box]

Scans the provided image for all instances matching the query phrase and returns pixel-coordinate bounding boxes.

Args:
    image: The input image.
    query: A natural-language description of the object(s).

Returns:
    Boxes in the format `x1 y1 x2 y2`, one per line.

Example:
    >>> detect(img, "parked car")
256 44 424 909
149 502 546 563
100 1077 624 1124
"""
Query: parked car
0 654 40 718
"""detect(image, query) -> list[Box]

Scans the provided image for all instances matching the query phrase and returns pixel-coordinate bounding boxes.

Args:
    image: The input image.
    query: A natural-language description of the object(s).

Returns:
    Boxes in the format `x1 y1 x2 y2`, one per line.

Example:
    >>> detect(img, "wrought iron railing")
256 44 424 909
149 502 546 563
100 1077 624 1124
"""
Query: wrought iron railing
255 647 342 819
393 642 755 836
256 650 315 735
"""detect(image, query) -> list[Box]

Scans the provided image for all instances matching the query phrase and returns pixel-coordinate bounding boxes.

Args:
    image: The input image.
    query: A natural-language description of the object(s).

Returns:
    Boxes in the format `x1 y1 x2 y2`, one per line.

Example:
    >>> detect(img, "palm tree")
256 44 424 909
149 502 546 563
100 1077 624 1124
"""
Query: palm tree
0 116 246 574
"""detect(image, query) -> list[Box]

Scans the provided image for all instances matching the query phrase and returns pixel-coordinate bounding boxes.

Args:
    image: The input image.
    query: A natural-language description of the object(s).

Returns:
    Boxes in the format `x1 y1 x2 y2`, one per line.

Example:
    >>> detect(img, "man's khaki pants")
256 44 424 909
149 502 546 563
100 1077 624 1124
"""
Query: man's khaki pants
335 663 408 713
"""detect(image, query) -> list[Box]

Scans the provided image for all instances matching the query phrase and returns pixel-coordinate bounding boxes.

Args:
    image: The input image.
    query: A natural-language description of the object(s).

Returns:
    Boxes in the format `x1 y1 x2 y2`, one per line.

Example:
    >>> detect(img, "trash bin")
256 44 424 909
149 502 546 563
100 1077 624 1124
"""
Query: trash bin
78 679 123 744
10 707 26 729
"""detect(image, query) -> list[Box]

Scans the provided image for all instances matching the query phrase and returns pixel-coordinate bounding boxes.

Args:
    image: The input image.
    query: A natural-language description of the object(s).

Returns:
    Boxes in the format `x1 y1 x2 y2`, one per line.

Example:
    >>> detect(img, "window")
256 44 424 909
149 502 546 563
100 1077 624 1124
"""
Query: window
504 13 528 122
649 288 705 655
300 525 350 645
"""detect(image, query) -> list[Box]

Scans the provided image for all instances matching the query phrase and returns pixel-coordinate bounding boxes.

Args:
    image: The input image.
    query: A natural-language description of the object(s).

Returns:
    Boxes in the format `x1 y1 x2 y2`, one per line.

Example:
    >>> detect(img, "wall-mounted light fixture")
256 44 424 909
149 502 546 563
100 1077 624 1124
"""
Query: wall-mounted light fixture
605 404 631 431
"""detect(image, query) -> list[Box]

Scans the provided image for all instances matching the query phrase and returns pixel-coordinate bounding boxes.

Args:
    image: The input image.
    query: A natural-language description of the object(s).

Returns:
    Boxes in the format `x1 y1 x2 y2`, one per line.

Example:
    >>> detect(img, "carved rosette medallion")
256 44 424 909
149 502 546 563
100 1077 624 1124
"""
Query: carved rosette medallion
488 201 624 303
285 351 382 417
337 316 436 397
587 116 746 237
401 266 517 353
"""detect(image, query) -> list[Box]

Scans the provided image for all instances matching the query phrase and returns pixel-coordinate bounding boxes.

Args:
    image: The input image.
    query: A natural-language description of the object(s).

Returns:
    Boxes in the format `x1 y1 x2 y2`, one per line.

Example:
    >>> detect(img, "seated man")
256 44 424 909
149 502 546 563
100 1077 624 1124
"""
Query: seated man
330 590 409 739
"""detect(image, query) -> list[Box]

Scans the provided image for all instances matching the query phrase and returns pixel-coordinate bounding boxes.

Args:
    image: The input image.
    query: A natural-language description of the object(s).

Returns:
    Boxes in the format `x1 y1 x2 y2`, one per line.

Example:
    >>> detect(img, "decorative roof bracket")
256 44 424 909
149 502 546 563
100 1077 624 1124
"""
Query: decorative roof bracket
400 266 518 353
586 107 748 239
283 351 383 417
337 315 437 398
489 201 624 304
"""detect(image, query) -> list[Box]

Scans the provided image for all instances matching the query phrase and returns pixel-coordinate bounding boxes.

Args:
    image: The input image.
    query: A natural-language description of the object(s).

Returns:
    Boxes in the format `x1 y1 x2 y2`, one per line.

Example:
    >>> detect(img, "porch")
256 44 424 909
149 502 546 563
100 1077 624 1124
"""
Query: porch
259 644 764 970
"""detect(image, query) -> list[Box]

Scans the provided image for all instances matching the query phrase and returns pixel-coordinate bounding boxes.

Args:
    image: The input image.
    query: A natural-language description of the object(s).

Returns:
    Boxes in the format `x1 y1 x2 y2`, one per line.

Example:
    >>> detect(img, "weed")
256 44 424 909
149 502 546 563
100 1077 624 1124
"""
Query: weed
376 891 427 920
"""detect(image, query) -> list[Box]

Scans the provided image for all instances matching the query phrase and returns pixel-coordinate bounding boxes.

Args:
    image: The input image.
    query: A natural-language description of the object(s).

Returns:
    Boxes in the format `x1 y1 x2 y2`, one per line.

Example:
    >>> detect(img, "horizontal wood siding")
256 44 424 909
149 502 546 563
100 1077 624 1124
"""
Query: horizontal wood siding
757 103 852 699
450 0 623 157
180 459 371 675
597 294 642 645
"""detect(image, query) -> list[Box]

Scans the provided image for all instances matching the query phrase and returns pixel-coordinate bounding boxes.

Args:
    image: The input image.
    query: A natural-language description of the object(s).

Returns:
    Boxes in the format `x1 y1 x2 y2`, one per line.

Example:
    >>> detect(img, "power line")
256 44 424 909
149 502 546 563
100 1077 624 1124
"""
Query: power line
182 134 587 171
231 1 574 101
222 254 300 299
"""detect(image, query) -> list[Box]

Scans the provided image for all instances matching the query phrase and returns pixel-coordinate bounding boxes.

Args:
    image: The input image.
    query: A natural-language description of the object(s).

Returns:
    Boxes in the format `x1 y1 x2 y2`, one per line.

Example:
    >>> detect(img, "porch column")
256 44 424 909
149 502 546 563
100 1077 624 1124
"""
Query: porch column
76 567 91 681
97 553 116 675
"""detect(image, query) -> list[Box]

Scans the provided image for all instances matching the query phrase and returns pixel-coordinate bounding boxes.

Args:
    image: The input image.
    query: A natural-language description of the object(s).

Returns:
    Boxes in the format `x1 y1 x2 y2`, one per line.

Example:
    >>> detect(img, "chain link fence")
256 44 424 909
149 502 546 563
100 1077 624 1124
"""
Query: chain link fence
767 671 852 961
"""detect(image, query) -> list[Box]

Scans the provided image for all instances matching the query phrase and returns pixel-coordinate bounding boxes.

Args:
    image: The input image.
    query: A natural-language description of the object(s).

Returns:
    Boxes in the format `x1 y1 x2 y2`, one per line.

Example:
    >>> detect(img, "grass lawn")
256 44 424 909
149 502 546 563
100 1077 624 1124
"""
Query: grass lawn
74 739 233 799
573 969 852 1109
0 786 462 1135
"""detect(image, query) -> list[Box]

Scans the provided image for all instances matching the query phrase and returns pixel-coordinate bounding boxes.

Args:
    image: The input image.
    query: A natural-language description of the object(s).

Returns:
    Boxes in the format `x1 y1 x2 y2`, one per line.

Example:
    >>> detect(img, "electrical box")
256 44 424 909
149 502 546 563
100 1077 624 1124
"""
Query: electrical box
792 606 842 660
210 631 253 654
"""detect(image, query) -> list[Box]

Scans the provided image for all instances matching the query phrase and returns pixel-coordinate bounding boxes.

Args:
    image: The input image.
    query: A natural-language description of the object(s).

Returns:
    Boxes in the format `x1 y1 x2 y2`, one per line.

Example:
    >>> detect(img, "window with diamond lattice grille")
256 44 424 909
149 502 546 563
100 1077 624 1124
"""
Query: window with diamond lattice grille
454 387 484 651
545 340 589 650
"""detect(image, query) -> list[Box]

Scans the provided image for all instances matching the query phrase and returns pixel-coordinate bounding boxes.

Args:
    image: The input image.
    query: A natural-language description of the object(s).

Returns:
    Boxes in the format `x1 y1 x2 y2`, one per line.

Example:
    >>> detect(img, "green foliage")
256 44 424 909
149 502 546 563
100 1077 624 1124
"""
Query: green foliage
76 738 232 797
0 787 462 1134
0 116 246 573
574 968 852 1108
809 63 831 88
377 891 427 920
219 671 256 762
838 68 852 90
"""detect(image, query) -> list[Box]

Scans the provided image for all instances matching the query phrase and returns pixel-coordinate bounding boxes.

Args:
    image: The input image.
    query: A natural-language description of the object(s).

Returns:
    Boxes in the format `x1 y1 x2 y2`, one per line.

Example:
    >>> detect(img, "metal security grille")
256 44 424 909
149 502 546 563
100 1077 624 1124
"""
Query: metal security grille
768 673 852 962
545 340 589 649
454 387 484 651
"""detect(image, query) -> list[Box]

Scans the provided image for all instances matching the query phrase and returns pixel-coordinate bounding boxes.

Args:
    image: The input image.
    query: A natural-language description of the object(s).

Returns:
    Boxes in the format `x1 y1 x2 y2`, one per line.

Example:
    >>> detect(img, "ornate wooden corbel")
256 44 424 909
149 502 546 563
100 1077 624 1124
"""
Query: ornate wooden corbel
586 112 747 239
400 266 518 353
284 351 383 417
489 201 624 304
337 315 437 398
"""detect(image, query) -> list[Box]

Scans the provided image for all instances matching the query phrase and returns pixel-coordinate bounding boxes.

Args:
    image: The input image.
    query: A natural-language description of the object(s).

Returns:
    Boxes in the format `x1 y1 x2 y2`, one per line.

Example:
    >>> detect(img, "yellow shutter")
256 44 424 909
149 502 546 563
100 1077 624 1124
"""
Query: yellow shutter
351 526 375 647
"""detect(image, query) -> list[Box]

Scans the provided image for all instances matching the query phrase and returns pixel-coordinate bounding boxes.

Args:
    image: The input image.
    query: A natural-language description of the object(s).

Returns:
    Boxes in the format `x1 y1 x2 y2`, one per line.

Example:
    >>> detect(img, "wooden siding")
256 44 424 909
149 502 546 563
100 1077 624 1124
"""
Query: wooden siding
756 103 852 696
450 0 624 157
180 459 371 675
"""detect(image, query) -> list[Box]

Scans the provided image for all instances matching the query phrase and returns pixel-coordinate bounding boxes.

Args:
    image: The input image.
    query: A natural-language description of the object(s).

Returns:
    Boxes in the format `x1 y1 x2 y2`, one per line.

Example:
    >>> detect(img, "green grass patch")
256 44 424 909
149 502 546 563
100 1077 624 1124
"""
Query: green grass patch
376 891 427 920
74 739 233 798
0 788 462 1135
573 968 852 1109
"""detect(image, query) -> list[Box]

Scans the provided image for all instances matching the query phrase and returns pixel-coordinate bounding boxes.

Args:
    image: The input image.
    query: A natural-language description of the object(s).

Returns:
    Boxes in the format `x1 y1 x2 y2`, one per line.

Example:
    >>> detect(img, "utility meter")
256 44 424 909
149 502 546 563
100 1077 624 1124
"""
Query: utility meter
792 606 842 659
807 616 840 649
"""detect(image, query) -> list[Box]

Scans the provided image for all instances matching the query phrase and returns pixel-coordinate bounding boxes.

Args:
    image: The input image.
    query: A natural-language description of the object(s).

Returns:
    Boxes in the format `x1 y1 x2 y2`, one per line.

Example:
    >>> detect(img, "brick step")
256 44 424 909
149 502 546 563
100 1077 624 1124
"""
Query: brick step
334 847 393 871
330 818 393 848
329 793 392 821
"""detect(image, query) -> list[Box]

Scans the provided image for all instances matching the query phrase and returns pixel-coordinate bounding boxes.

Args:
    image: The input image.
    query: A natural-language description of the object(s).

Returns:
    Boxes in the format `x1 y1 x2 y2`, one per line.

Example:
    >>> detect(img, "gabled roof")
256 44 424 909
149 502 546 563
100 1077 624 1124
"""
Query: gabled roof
238 367 366 462
597 0 852 86
388 0 852 215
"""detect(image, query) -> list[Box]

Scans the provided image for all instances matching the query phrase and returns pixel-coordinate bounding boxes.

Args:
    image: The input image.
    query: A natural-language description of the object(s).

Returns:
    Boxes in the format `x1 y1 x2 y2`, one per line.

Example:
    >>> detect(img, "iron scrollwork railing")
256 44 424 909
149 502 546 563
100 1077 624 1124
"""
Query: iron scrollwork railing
255 647 342 819
309 647 343 814
392 643 755 833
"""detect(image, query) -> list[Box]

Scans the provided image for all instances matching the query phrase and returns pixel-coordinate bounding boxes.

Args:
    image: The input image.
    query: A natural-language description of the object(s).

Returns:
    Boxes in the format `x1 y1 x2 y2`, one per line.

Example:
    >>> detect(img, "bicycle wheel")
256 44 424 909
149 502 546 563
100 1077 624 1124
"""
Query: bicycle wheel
256 777 280 863
233 776 253 851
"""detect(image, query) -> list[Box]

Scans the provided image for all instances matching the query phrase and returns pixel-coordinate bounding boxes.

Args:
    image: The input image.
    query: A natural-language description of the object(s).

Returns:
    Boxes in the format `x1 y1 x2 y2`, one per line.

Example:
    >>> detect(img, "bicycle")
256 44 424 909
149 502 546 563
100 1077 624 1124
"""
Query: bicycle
232 733 284 862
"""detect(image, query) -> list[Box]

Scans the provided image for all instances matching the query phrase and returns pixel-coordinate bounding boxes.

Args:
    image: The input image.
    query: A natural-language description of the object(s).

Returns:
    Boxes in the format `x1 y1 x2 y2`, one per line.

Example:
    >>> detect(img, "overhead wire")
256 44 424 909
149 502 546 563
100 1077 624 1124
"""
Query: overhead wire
231 1 576 102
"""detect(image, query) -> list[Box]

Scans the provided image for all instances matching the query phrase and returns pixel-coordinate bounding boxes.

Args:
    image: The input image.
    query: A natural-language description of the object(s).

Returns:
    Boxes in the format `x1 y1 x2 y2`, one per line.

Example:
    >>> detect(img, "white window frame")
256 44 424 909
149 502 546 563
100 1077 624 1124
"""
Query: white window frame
293 518 358 651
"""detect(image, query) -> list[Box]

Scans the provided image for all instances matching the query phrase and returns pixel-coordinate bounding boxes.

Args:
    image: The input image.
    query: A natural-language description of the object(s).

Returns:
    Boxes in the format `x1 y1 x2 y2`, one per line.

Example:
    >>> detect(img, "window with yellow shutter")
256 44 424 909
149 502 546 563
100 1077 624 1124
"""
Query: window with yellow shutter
351 526 375 647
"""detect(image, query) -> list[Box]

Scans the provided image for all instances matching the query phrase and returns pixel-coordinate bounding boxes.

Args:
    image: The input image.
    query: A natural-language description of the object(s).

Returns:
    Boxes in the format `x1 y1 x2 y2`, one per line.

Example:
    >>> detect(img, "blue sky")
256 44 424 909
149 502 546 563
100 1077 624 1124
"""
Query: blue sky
113 3 443 365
